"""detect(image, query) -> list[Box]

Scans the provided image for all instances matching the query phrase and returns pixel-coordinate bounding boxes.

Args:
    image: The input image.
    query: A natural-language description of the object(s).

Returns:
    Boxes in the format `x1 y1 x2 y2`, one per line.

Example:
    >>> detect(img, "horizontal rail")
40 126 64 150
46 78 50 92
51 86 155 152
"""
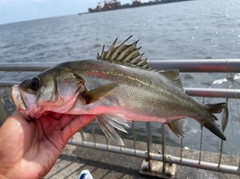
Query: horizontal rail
0 62 58 71
68 140 240 175
1 81 240 98
1 60 240 177
0 59 240 72
0 81 19 87
184 88 240 98
149 59 240 72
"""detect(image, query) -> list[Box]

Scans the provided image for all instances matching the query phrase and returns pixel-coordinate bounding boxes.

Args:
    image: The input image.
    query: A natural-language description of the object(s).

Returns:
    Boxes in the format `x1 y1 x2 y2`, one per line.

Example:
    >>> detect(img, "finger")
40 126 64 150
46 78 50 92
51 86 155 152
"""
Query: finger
0 111 35 152
42 112 63 120
10 111 25 120
0 111 26 135
61 115 94 143
39 112 66 131
58 114 80 130
50 113 64 120
7 111 30 126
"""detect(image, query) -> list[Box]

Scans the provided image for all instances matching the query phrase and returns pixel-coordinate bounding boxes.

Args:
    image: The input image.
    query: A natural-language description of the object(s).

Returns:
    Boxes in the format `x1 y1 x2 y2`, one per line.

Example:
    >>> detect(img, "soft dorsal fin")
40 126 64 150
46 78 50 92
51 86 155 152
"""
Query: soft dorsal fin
159 69 185 92
97 36 149 69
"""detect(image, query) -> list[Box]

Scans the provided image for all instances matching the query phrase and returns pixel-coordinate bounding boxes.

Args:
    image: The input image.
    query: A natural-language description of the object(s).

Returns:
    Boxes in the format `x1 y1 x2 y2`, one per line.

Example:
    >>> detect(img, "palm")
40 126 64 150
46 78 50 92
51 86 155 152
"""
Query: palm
0 111 94 178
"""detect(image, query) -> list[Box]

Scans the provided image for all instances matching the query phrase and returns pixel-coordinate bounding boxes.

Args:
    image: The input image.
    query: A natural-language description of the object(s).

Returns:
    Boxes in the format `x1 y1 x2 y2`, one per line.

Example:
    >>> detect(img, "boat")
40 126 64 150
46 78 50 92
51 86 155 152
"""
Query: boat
88 0 192 13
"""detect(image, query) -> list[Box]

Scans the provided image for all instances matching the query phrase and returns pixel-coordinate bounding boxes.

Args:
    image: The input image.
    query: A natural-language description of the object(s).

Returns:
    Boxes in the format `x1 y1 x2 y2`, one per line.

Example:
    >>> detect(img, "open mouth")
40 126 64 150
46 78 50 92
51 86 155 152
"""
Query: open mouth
11 85 27 111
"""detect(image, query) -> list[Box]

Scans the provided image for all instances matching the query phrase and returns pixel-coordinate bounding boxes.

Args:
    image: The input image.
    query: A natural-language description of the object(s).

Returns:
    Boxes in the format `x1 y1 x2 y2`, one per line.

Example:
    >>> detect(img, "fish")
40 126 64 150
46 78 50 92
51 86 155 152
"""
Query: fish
11 36 226 145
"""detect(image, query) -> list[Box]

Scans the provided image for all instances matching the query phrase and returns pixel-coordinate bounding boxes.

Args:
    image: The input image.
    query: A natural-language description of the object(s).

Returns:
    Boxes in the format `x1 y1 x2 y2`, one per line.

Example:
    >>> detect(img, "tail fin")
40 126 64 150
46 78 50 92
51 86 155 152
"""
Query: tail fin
203 103 226 141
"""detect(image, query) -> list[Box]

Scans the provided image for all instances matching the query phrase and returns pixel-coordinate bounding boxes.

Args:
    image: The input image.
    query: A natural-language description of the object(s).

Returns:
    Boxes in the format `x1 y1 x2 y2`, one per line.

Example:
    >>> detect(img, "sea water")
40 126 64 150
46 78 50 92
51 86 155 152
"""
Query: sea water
0 0 240 155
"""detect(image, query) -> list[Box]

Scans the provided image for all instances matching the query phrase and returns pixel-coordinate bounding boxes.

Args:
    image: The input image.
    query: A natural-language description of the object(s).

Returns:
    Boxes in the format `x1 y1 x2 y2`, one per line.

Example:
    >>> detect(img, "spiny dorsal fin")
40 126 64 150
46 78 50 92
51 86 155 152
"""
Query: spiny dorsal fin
97 36 149 69
159 69 185 92
97 37 185 92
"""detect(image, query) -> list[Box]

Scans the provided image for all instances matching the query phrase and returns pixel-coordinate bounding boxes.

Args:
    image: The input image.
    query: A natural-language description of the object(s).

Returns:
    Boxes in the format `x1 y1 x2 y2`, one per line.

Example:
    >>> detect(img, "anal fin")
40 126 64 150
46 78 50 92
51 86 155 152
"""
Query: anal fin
166 118 185 138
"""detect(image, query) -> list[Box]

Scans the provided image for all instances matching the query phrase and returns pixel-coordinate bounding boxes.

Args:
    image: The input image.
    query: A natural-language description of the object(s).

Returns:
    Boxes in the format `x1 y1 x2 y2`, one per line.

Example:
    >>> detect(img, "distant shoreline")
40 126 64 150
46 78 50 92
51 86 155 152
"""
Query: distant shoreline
86 0 193 13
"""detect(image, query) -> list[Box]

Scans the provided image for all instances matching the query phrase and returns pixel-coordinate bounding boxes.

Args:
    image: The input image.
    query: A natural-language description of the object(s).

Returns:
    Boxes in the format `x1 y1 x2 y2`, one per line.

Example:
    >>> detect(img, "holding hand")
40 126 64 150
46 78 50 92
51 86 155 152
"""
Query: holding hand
0 111 94 179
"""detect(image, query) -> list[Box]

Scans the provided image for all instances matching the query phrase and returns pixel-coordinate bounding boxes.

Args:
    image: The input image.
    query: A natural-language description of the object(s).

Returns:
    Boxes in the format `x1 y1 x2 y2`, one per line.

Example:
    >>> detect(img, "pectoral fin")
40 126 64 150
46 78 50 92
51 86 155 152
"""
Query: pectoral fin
166 119 186 138
96 113 130 146
82 83 119 104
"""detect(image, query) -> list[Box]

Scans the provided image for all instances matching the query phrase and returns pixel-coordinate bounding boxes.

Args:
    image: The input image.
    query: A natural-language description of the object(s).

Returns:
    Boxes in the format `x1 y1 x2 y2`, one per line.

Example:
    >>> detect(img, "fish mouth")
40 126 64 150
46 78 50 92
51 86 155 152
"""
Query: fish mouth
11 85 27 111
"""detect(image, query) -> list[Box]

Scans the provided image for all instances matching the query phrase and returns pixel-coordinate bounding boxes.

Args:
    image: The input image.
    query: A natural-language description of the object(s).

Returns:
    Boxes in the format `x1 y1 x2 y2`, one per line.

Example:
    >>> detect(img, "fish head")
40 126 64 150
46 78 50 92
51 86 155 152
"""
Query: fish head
11 67 86 119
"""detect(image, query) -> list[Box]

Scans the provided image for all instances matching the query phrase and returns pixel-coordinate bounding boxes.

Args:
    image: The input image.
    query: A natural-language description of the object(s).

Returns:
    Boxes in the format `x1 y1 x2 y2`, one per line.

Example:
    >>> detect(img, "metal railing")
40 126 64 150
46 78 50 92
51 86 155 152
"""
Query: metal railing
0 59 240 177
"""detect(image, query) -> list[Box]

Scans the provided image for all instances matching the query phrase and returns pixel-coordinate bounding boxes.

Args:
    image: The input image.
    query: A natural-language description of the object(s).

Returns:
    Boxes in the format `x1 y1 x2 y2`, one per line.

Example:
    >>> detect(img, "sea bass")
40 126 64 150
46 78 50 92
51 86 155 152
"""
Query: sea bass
11 36 226 145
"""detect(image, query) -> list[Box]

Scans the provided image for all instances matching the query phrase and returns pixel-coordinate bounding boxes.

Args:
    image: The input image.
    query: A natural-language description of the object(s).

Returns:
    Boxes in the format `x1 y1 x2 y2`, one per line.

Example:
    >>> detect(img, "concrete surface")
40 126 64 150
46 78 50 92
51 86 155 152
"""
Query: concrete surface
44 134 240 179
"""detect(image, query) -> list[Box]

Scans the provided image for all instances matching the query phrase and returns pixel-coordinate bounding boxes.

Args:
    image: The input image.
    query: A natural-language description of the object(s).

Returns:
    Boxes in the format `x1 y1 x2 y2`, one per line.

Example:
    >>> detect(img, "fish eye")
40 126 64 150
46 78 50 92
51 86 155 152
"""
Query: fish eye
30 77 41 91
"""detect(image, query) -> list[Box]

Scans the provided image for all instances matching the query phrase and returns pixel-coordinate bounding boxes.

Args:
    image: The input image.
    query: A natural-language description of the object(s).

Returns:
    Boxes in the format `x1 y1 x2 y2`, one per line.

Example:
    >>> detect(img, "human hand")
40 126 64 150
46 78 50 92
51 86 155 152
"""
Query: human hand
0 111 94 179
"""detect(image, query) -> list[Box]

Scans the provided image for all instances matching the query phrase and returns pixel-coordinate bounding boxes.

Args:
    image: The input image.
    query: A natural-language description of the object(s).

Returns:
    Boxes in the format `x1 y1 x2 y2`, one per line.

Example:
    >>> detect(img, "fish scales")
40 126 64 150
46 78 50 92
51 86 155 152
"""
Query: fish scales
67 60 206 122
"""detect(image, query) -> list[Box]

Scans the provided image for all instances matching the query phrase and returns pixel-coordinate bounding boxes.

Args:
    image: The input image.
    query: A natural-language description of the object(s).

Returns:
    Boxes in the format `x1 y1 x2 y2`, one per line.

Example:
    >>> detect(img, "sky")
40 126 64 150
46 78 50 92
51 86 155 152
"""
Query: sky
0 0 148 25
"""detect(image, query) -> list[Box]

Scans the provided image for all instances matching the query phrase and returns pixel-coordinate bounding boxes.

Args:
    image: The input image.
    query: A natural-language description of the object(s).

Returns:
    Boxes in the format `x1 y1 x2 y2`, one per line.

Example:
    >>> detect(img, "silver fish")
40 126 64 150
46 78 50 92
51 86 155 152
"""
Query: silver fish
11 36 226 145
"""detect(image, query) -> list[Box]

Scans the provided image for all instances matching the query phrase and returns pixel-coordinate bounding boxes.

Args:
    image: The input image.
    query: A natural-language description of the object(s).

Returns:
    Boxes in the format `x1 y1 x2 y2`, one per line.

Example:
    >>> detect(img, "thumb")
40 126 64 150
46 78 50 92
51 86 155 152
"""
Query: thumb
61 115 94 143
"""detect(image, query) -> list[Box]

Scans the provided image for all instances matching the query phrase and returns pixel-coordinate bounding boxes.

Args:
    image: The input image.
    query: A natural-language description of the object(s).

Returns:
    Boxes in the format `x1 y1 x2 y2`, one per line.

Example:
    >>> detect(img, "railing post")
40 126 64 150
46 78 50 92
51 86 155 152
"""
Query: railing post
146 122 152 170
0 90 11 126
162 123 166 174
131 121 137 152
140 123 176 178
